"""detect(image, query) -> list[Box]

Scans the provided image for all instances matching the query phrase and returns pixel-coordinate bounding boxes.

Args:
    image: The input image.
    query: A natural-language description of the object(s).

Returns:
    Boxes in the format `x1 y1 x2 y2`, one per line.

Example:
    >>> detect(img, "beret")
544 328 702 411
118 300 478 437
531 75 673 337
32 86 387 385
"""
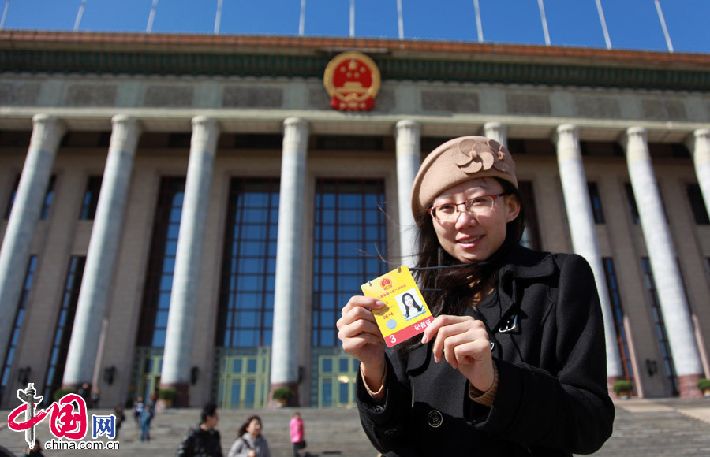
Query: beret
411 136 517 219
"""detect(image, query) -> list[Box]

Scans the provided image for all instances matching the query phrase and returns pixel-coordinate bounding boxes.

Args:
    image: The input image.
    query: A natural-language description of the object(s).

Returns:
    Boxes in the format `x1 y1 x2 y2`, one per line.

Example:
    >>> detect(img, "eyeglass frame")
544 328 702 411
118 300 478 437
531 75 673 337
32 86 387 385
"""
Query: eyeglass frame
428 192 510 225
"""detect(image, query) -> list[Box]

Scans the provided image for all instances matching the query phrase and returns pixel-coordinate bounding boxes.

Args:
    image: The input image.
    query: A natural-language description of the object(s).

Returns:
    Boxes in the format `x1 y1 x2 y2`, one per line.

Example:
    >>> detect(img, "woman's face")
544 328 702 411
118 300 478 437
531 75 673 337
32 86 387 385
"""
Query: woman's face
403 294 414 307
430 178 520 263
247 418 262 436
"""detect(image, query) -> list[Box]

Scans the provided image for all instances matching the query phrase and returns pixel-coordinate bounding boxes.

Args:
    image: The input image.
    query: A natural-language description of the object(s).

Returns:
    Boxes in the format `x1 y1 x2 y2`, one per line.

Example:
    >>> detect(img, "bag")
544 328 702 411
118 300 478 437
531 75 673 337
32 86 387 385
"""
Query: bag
295 440 306 450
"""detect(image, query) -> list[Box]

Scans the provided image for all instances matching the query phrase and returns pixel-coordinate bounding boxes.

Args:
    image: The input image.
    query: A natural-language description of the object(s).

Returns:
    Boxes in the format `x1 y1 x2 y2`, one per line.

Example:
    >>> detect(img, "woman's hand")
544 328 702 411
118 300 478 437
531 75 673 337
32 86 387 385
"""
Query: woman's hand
337 296 387 389
421 315 495 393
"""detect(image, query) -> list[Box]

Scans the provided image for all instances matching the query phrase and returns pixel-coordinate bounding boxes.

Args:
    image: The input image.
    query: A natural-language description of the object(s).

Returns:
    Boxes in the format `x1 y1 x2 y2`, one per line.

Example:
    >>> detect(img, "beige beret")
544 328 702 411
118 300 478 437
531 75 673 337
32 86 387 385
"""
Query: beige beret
411 136 518 219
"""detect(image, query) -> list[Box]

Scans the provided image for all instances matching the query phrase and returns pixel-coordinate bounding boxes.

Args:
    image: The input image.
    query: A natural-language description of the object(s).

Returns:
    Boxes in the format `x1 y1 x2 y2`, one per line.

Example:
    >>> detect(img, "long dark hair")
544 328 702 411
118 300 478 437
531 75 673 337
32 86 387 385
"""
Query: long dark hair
238 415 262 437
414 177 525 317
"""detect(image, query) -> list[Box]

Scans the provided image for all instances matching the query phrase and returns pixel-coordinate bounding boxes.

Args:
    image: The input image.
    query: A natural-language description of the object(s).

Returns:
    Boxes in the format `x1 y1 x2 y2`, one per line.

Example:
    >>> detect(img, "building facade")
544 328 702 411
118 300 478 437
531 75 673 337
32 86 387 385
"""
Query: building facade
0 31 709 408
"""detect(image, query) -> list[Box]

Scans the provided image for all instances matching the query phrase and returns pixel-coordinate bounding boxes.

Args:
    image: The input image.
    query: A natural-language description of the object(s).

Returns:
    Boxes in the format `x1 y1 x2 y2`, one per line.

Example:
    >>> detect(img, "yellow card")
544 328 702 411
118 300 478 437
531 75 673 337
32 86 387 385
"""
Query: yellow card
361 266 433 347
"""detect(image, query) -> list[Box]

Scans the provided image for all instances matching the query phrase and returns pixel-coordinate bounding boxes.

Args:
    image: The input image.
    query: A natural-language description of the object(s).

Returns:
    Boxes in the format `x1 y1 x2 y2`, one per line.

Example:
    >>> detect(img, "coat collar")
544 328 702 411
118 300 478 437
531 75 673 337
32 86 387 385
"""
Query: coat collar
478 245 557 334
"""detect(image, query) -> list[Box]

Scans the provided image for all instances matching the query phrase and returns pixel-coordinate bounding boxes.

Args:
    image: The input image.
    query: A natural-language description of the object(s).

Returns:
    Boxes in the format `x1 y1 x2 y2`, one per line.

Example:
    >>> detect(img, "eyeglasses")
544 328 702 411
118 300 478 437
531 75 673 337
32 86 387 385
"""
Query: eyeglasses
429 193 507 225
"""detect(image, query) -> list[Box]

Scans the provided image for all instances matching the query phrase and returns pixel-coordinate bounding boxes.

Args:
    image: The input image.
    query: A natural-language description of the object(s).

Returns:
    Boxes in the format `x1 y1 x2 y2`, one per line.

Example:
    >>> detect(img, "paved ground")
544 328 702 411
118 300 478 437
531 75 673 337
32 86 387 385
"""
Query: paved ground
1 398 710 456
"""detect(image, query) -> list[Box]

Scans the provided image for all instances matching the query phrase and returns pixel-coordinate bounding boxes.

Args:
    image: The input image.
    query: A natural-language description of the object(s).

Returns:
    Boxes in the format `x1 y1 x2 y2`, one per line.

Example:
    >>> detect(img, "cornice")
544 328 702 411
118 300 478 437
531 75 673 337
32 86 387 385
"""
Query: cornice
0 31 709 91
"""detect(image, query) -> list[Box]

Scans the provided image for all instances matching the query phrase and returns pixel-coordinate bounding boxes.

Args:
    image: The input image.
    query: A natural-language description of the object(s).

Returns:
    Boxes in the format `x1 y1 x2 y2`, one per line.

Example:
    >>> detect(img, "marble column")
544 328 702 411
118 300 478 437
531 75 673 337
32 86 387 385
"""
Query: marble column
396 120 420 268
0 114 64 362
161 117 219 406
555 124 622 384
690 129 710 217
484 122 507 147
624 127 702 397
270 117 308 405
63 115 141 389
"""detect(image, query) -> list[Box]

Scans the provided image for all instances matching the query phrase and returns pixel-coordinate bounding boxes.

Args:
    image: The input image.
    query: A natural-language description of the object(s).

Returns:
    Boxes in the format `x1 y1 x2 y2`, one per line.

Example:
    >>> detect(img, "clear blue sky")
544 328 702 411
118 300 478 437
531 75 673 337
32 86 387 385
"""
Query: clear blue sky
2 0 709 54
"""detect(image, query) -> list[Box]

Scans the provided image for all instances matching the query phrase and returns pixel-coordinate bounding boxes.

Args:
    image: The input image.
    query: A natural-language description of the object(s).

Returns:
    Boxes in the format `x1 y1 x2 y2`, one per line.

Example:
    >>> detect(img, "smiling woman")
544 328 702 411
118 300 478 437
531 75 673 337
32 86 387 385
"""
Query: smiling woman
337 136 615 456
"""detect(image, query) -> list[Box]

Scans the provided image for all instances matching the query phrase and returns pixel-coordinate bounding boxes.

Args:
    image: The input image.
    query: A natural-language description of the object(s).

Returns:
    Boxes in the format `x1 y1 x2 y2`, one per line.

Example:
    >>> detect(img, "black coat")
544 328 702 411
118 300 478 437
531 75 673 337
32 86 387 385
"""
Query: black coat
356 246 615 457
177 426 224 457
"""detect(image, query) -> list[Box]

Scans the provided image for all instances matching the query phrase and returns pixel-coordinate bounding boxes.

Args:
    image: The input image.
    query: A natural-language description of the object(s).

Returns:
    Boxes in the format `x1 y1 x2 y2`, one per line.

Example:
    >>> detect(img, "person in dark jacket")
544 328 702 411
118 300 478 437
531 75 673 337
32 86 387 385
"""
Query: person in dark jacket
337 136 615 457
177 402 224 457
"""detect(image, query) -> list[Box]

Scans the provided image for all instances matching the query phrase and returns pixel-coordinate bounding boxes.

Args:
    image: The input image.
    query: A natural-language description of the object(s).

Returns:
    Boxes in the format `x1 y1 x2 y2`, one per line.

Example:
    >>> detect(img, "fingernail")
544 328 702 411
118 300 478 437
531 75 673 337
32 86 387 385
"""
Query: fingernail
421 334 428 344
375 301 386 308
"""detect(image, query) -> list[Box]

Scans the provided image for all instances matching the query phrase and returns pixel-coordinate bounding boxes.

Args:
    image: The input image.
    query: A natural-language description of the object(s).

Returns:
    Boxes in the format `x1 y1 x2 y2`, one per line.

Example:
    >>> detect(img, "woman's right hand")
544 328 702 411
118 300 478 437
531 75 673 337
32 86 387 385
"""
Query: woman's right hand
337 295 387 387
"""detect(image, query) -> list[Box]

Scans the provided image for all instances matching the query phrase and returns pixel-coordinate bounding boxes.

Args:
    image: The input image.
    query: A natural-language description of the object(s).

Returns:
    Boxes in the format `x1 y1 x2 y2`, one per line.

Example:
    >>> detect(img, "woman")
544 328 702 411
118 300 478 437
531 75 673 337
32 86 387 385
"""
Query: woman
228 415 271 457
400 292 423 319
289 412 307 457
337 136 614 456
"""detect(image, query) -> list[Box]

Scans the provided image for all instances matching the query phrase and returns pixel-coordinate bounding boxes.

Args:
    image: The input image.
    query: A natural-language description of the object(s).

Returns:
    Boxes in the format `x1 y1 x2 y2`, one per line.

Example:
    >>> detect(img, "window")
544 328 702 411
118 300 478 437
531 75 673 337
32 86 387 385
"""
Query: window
43 256 85 403
517 180 540 250
588 182 605 224
624 183 640 225
686 184 709 225
602 258 633 381
312 180 387 347
79 176 102 220
217 179 279 348
640 257 678 396
5 175 56 220
0 256 38 399
136 177 185 348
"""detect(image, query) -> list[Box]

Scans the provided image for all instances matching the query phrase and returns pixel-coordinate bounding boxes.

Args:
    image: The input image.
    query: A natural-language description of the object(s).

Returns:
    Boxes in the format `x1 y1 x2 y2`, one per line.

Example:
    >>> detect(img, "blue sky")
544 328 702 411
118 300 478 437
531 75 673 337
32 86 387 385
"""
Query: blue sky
2 0 709 54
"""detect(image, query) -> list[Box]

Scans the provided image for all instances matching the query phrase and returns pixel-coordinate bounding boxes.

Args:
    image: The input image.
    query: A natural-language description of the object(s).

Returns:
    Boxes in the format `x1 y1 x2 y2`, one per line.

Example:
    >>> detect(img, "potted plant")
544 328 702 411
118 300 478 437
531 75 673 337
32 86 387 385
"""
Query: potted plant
272 387 293 407
158 387 177 408
53 387 76 402
697 378 710 397
613 379 633 399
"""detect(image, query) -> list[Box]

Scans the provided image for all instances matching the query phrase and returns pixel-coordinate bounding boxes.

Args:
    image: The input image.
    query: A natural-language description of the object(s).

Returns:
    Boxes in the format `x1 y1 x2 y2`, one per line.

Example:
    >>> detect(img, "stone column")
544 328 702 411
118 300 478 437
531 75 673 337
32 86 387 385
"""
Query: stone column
624 127 703 397
484 122 507 147
270 117 308 405
555 125 622 385
0 114 64 361
161 117 219 406
690 129 710 217
63 115 141 389
396 120 420 268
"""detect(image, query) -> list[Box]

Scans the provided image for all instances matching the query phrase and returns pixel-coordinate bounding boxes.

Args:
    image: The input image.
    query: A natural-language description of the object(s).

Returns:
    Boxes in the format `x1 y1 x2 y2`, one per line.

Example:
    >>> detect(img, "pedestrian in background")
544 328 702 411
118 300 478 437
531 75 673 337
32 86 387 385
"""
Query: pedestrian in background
139 393 156 441
133 396 144 424
177 402 223 457
228 415 271 457
289 412 307 457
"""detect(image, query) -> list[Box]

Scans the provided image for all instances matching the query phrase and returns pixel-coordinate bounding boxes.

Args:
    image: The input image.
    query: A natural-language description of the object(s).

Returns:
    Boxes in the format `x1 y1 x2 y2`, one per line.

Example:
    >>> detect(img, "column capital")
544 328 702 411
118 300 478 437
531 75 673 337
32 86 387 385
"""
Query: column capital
32 113 61 125
396 119 420 130
31 113 66 136
625 126 647 140
192 116 220 132
554 123 578 146
693 128 710 139
283 117 308 130
556 123 578 135
484 122 507 146
111 114 140 128
483 121 506 135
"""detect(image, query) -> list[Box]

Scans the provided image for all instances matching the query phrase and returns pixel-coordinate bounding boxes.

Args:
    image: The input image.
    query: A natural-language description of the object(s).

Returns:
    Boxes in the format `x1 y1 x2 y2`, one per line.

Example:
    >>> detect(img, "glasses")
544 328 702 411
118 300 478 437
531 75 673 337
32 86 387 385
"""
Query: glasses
429 193 507 225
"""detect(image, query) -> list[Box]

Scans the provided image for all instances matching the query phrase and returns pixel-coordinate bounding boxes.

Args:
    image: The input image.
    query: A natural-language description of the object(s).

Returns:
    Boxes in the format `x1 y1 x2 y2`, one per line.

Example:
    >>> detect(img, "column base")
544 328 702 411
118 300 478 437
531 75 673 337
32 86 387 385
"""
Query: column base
269 382 299 408
677 373 703 398
61 382 94 407
159 382 190 407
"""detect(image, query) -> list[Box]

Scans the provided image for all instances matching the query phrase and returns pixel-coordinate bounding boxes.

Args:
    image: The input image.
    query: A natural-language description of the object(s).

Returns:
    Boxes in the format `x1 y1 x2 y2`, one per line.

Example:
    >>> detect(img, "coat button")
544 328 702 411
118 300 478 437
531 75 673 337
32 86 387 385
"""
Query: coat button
426 409 444 428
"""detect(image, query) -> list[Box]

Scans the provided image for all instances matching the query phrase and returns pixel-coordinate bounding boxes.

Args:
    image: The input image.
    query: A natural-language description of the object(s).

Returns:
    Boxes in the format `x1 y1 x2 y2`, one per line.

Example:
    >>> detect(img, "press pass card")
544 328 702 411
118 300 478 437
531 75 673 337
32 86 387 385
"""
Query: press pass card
361 266 434 348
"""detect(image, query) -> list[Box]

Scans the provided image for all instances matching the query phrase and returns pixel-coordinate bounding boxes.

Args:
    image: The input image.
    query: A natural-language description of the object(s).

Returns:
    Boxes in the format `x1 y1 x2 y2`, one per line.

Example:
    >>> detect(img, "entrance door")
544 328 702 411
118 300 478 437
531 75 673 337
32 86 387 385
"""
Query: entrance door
133 347 163 400
216 347 270 409
313 349 359 407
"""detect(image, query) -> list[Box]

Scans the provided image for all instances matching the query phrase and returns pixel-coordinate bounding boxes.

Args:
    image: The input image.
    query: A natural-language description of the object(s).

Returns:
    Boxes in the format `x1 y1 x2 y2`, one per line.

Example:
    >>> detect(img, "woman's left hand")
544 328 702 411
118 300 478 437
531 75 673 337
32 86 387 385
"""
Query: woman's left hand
421 315 495 393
